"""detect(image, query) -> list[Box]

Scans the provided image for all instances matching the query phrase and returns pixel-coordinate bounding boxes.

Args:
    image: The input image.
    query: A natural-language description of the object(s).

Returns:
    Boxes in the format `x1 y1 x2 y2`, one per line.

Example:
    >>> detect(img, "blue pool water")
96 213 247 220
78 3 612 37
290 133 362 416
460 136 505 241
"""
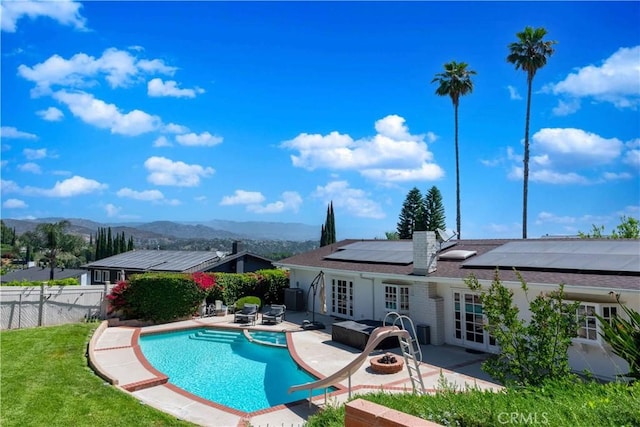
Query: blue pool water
139 328 325 412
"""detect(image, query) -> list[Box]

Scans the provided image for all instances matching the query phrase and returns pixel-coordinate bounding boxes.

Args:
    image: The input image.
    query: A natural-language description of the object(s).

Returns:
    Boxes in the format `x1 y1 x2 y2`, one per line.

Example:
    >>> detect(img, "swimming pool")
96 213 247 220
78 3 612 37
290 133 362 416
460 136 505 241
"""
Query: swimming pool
139 328 326 412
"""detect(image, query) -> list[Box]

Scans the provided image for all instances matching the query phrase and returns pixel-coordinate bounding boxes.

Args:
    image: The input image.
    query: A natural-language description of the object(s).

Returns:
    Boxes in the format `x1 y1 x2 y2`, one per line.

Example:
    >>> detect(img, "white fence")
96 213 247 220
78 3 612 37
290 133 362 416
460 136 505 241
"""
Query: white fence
1 283 116 330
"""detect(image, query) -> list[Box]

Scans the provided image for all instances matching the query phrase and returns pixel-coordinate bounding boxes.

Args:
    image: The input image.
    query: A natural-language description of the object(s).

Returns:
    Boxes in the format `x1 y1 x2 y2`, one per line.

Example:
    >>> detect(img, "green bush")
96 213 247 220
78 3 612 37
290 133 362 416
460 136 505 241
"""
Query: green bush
234 296 261 310
2 278 79 287
215 269 289 306
123 273 205 322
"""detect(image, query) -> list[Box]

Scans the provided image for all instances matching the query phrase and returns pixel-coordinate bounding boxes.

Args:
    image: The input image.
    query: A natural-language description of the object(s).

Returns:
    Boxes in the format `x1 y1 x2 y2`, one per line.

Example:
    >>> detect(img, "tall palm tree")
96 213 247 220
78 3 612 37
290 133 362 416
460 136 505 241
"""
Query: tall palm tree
432 61 476 239
507 26 556 239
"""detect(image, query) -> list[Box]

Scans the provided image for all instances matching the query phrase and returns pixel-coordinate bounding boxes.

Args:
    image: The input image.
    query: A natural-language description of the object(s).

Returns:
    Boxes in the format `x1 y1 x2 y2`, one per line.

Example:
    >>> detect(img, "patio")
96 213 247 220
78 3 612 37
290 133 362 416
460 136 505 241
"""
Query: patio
89 310 502 427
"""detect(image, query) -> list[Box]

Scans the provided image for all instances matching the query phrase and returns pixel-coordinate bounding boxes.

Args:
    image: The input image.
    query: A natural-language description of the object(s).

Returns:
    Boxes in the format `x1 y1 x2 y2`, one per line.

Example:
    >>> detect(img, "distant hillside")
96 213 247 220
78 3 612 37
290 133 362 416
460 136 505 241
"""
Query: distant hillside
2 217 319 242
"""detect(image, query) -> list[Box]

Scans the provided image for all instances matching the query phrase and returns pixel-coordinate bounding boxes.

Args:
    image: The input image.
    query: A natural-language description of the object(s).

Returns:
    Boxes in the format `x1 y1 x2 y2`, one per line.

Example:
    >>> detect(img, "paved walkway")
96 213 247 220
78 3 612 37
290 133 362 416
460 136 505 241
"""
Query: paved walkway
89 311 502 427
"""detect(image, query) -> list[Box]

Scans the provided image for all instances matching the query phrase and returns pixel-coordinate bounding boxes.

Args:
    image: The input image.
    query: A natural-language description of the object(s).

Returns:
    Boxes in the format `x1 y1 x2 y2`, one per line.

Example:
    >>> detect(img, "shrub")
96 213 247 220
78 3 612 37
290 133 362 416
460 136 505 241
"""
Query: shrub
596 293 640 381
2 278 79 287
116 273 205 322
215 269 289 306
234 296 261 310
465 269 579 386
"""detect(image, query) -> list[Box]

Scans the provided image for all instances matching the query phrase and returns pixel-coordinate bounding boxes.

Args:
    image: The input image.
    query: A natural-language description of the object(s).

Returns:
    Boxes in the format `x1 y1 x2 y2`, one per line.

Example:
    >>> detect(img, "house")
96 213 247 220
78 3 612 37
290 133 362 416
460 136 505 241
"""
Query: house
275 231 640 381
83 241 275 285
0 266 88 285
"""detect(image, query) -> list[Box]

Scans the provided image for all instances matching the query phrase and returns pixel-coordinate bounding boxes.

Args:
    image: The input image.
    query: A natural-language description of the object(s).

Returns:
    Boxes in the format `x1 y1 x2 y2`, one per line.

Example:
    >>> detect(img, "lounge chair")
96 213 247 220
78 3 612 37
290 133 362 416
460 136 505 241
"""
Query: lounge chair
234 303 258 325
262 304 286 325
214 300 228 316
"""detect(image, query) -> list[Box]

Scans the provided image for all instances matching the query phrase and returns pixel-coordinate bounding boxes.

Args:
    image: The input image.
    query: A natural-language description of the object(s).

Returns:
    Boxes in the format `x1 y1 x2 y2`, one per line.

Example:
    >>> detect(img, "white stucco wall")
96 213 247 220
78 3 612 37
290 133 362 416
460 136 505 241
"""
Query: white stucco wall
286 265 637 381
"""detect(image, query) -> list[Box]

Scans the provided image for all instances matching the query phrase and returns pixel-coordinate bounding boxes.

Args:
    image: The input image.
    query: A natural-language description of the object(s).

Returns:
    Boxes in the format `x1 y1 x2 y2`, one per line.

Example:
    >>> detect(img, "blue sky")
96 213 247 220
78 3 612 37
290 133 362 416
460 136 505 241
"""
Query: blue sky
1 1 639 240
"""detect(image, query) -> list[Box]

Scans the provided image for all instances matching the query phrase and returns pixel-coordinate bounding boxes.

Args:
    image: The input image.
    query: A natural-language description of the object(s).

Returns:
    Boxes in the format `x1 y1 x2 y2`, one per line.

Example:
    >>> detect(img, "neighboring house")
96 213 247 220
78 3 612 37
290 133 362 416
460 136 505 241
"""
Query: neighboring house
0 266 88 285
275 231 640 381
83 241 275 285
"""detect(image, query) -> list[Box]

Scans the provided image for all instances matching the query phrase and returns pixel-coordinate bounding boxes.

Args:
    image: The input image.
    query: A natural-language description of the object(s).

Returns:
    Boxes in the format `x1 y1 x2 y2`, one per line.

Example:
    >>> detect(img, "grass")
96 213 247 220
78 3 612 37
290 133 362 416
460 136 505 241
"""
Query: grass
1 323 196 427
306 376 640 427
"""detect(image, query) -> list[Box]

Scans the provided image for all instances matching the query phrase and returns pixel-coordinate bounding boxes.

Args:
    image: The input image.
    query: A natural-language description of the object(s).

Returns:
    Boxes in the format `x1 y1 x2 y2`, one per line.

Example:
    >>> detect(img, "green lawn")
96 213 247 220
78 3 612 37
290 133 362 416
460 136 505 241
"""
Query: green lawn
307 376 640 427
1 323 196 427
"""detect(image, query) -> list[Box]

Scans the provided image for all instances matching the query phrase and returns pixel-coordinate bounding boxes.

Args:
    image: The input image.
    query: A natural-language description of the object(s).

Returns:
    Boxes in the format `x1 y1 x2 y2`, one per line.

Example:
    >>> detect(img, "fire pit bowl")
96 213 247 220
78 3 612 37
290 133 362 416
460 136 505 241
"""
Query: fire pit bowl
369 353 404 374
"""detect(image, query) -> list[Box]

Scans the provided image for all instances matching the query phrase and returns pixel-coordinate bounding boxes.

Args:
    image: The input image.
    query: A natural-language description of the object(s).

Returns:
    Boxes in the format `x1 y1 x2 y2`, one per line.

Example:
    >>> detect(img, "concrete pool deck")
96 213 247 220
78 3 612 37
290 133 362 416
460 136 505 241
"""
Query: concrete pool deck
90 311 503 427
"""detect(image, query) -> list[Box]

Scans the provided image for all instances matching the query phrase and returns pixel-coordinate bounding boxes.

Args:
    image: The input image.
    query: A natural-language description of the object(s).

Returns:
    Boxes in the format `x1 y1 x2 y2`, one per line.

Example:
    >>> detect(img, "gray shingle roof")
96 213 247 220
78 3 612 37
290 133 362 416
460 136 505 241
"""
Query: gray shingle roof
275 238 640 291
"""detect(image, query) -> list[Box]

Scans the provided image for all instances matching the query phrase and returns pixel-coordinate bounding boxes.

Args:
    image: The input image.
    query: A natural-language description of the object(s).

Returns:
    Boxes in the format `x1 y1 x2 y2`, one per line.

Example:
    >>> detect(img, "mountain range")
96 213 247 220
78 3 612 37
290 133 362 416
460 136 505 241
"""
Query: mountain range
2 218 320 243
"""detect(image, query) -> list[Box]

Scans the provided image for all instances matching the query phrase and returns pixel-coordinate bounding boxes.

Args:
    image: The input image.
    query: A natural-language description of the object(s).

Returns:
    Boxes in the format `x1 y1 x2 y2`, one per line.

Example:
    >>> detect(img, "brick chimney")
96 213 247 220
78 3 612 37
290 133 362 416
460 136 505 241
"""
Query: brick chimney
412 231 437 275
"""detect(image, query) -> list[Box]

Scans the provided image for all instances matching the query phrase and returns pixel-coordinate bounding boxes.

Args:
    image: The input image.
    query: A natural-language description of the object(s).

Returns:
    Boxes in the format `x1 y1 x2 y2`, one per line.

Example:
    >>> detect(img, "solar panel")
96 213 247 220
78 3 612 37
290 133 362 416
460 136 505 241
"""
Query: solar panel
463 240 640 273
87 250 219 271
324 241 413 264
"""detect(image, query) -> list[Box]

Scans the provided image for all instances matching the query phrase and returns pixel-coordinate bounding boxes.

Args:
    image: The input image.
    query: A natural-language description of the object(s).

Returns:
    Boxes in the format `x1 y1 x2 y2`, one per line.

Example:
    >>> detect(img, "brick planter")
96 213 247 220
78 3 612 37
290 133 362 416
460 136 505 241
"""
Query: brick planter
370 353 404 374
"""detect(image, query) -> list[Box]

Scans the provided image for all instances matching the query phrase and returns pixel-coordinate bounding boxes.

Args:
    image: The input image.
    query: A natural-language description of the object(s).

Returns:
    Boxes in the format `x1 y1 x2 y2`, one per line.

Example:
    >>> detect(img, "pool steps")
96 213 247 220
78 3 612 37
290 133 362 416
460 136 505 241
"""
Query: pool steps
189 329 243 344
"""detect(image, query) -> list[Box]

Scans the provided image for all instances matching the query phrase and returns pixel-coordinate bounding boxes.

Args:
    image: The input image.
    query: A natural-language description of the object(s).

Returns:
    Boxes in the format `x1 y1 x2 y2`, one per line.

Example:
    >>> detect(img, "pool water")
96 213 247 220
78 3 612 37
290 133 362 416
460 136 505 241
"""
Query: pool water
139 328 325 412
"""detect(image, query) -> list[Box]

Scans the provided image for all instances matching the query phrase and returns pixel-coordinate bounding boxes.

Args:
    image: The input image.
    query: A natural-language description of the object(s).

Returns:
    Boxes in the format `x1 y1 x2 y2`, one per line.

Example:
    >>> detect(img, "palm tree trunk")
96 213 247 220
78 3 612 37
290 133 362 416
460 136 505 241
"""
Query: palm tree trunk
454 102 461 239
523 75 533 239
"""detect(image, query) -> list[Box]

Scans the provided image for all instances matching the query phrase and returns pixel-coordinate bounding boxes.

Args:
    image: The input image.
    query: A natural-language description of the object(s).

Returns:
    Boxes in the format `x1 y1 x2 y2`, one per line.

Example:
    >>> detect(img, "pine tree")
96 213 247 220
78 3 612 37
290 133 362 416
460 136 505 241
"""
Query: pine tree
424 186 446 231
397 187 425 239
127 236 134 251
106 227 113 257
320 224 327 247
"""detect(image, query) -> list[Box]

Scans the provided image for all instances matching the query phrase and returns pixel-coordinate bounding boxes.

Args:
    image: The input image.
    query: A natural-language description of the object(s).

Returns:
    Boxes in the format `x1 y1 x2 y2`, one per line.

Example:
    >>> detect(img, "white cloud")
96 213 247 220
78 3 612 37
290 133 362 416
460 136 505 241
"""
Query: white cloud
36 106 64 121
281 115 443 183
530 169 589 185
116 187 165 201
53 90 161 136
532 128 623 167
18 48 177 96
163 123 190 134
144 156 214 187
0 180 20 194
1 126 37 139
153 136 172 147
508 128 629 184
551 99 580 116
247 191 303 214
21 175 107 197
18 162 42 174
507 85 522 100
1 0 87 33
23 148 47 160
220 190 266 206
602 171 632 181
175 132 223 147
312 180 385 219
105 203 121 217
147 78 204 98
3 198 27 209
545 46 640 111
623 138 640 168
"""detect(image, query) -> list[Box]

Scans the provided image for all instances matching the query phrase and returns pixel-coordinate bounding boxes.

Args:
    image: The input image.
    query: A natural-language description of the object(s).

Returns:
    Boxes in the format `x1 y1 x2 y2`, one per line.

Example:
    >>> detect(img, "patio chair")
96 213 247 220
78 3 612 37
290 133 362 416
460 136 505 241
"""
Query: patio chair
234 303 258 325
214 300 228 316
262 304 286 325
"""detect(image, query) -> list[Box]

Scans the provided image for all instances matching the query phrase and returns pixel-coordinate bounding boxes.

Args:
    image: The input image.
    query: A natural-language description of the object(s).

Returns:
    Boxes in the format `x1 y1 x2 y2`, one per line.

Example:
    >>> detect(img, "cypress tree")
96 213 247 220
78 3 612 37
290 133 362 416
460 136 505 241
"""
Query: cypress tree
106 227 113 257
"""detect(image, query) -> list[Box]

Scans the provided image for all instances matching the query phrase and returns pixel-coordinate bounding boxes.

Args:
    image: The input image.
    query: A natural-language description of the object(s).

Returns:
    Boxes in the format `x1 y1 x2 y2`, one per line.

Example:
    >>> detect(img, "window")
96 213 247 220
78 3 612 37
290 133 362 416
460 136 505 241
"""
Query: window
102 271 110 283
384 285 409 312
93 270 101 282
572 302 619 343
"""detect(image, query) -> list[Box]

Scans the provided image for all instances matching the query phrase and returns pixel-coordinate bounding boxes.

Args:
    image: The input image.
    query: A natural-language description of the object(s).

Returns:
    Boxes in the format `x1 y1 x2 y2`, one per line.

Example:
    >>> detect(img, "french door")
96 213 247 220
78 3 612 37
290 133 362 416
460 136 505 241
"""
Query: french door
453 291 496 351
332 279 353 318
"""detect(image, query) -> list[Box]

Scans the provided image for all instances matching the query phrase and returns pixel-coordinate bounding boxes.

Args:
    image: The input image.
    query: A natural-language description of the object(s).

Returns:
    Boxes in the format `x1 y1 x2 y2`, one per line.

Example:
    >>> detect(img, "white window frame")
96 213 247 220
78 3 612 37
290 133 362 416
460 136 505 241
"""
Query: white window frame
93 270 102 282
384 284 409 313
570 301 620 345
102 270 110 283
331 278 353 318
